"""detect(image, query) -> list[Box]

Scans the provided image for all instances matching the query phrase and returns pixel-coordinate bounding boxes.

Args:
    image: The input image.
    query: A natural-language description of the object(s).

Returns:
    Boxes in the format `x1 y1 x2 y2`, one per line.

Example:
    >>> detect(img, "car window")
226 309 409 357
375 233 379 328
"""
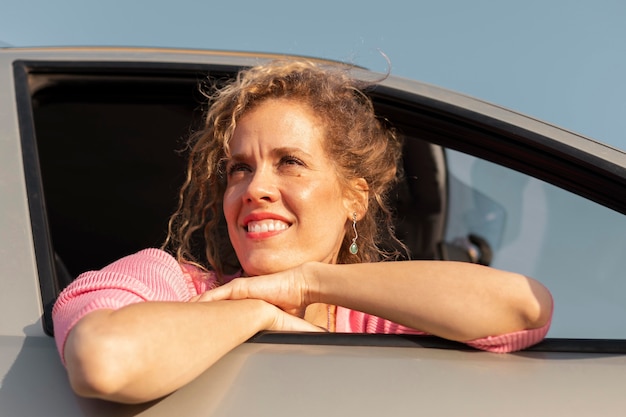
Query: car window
32 80 195 277
17 59 626 343
14 62 216 333
443 149 626 339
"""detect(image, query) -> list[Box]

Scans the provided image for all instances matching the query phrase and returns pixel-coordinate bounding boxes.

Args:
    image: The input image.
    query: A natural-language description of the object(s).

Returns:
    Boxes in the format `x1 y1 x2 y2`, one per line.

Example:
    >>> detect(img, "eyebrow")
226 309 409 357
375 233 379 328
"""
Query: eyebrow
228 146 314 161
272 146 313 159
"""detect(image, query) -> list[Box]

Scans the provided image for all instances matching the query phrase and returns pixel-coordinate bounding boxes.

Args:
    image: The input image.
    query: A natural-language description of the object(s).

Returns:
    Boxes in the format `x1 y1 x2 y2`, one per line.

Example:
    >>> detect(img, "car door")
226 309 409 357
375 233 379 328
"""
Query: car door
2 47 626 416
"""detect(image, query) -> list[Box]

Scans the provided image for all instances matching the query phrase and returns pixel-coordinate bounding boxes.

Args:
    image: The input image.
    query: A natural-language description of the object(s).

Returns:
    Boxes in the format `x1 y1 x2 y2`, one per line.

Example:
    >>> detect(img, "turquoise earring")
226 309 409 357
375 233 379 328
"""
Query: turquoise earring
349 212 359 255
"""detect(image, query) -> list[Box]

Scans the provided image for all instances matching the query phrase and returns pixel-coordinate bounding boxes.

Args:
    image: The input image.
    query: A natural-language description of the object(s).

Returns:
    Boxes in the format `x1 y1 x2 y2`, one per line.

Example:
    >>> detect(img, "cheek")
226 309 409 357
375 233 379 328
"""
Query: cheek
287 182 338 215
301 182 347 223
222 187 239 225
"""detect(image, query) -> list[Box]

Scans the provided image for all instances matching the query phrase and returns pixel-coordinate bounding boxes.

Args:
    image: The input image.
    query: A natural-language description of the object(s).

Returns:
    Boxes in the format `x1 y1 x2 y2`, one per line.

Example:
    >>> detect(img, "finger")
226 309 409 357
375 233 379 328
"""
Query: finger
271 310 326 332
193 285 237 303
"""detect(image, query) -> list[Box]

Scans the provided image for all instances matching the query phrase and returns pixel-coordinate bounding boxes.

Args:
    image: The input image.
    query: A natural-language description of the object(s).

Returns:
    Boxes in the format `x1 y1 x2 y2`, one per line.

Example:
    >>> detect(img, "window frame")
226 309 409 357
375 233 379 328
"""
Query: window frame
14 59 245 335
14 58 626 353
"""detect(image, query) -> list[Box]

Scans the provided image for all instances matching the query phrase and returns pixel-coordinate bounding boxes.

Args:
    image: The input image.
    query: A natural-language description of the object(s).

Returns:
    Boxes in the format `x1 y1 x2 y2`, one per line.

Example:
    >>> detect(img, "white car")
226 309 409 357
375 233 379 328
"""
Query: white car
1 47 626 416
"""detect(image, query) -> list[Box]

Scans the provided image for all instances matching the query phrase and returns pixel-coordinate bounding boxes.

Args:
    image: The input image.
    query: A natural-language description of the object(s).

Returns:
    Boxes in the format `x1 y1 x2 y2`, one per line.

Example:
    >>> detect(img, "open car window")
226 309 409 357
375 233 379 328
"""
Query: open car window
14 58 626 345
15 61 213 332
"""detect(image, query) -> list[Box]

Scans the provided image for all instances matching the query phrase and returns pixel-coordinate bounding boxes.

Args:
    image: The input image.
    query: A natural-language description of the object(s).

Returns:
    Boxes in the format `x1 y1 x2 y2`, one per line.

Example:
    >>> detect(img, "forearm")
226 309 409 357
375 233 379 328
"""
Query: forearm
308 261 552 341
64 299 271 403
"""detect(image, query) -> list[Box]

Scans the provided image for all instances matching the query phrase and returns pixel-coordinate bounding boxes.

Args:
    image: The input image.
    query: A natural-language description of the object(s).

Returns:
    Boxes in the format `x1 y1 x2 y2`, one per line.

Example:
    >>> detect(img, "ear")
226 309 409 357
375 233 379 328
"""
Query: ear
343 177 369 220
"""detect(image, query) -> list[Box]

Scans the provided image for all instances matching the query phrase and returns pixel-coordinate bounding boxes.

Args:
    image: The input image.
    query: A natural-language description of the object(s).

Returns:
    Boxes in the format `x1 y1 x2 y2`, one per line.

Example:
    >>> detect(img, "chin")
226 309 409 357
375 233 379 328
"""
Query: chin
237 246 338 276
239 254 303 277
242 264 286 277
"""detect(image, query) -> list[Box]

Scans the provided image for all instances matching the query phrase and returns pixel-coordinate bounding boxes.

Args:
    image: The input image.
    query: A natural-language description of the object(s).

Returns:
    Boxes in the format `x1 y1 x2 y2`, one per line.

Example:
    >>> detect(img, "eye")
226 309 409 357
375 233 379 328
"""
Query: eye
226 162 251 177
279 155 306 167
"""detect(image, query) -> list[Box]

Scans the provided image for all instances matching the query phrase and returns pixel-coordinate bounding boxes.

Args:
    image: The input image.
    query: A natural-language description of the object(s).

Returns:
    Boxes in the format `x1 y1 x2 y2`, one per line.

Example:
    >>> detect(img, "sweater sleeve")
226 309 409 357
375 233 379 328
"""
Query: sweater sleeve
335 305 552 353
51 248 217 363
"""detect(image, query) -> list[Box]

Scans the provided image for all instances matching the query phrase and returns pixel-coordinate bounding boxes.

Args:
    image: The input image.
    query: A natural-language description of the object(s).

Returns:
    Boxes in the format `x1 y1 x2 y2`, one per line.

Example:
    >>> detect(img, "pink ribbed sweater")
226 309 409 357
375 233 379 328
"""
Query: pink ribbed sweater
52 248 551 361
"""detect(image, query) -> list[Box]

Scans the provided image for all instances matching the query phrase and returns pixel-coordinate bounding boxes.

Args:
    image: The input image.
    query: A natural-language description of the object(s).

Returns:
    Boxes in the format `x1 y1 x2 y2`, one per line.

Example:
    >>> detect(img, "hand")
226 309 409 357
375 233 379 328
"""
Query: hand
265 304 326 333
192 266 313 317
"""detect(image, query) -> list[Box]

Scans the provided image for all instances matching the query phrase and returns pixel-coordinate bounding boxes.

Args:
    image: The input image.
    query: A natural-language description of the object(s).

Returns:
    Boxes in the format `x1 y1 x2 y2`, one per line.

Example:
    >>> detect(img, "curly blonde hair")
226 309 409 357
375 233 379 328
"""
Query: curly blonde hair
163 59 404 280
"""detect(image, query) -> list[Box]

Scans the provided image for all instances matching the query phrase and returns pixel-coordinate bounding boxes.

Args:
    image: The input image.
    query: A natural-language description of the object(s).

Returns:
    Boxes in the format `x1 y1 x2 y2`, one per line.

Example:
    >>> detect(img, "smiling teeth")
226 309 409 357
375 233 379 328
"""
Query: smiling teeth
247 220 289 233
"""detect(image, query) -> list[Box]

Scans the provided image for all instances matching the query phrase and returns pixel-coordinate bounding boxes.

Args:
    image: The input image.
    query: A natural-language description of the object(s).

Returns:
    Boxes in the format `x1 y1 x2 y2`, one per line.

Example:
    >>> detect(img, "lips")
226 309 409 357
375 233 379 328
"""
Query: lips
242 213 292 236
246 219 289 233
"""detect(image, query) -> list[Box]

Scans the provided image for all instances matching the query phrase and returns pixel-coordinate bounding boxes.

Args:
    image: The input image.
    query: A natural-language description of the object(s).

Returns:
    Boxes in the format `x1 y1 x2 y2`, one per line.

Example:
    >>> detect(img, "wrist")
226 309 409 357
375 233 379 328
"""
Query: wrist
301 261 324 305
237 299 277 332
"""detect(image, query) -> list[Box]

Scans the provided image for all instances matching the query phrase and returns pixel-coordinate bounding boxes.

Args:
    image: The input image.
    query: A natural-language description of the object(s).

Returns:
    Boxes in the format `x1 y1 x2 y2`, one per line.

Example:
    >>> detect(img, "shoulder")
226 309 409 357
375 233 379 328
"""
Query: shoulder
56 248 218 301
179 262 220 294
111 248 221 296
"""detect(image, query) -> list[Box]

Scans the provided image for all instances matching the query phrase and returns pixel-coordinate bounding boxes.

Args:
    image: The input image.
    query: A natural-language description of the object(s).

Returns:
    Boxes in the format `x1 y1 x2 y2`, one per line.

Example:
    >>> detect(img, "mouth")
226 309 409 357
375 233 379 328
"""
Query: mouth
245 219 290 233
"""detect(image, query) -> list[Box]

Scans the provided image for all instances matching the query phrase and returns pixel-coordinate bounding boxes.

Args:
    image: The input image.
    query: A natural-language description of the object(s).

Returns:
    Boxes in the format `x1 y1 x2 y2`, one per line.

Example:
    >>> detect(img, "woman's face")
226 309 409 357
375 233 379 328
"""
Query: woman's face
223 98 351 276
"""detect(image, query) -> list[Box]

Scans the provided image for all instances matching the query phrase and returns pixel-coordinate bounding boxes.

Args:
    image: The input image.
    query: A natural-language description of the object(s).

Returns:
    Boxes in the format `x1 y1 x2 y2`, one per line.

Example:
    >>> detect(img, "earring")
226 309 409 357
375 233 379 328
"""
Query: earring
349 212 359 255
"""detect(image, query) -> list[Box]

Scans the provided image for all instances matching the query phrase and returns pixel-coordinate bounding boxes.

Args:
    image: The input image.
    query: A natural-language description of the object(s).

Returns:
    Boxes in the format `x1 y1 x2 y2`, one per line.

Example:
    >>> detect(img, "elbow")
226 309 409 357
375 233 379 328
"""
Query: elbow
66 362 127 402
520 276 553 330
64 318 139 403
68 369 123 402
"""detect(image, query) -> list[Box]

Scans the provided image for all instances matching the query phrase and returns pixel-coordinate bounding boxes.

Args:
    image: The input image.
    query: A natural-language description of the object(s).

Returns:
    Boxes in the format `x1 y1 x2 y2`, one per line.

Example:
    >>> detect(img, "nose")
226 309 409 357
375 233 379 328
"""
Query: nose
243 166 279 204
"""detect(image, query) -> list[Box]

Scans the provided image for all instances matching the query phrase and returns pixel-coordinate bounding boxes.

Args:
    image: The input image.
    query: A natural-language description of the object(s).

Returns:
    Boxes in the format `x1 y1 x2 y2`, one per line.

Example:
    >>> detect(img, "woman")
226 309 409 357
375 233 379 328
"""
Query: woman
53 60 553 404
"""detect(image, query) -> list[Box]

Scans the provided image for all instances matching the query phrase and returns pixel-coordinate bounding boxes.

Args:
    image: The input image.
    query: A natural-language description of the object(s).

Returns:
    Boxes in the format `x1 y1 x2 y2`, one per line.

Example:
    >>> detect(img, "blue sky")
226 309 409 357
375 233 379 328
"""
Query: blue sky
2 0 625 151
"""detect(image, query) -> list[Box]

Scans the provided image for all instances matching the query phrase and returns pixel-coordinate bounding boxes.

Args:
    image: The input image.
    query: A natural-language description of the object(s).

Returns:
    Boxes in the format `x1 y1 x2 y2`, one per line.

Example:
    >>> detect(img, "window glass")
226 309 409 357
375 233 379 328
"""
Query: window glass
444 149 626 339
